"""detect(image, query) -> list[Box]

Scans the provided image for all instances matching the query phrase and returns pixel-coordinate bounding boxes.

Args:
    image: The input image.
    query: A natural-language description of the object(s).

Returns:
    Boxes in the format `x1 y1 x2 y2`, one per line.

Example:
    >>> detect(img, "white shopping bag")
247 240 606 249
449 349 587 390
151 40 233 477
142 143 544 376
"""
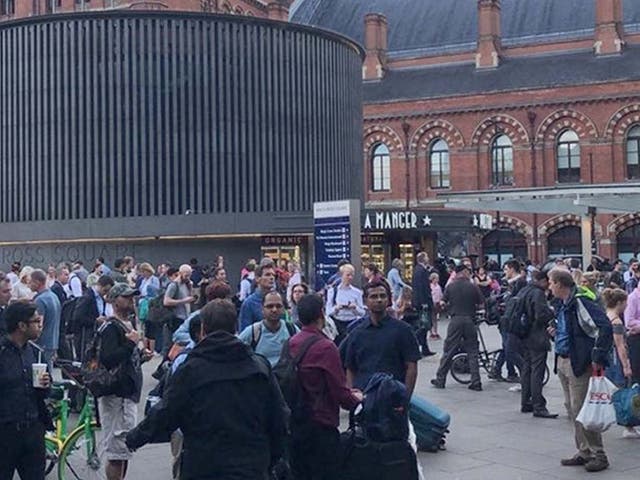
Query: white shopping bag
576 376 619 432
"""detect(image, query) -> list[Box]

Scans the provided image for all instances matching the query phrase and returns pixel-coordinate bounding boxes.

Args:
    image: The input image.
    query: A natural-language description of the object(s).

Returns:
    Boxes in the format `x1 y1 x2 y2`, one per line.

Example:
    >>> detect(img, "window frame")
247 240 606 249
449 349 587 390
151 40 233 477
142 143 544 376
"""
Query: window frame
491 134 514 187
626 125 640 180
556 129 581 184
370 143 391 192
429 139 450 189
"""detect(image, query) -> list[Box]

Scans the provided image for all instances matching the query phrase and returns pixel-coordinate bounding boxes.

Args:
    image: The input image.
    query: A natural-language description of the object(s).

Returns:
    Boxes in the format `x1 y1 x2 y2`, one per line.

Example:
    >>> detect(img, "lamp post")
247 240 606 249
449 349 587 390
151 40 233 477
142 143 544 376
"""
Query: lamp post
402 121 411 210
527 110 539 263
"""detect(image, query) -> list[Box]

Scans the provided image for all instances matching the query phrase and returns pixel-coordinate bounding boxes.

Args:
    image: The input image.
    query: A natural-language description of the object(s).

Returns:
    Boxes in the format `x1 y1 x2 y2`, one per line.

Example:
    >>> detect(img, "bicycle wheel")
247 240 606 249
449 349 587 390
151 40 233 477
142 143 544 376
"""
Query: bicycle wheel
451 352 472 384
45 436 59 477
58 422 106 480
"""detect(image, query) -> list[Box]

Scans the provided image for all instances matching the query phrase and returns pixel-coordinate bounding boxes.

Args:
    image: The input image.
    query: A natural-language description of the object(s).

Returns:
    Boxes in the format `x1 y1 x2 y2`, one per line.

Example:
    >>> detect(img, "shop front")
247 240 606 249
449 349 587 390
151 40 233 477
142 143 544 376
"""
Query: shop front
260 235 310 271
360 209 489 278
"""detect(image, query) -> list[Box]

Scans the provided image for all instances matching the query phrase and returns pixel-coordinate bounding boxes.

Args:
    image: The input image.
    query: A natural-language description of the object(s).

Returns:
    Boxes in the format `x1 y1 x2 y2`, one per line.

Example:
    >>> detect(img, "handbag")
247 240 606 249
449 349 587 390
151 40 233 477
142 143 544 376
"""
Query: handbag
612 383 640 427
83 320 131 398
576 375 618 432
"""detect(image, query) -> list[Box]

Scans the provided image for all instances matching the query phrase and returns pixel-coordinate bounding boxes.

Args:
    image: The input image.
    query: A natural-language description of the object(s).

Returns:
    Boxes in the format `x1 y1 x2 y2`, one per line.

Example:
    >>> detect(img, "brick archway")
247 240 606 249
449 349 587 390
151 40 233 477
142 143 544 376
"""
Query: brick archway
535 109 598 143
491 215 533 240
608 213 640 236
471 114 529 147
411 119 465 153
604 104 640 141
363 125 404 154
538 214 582 237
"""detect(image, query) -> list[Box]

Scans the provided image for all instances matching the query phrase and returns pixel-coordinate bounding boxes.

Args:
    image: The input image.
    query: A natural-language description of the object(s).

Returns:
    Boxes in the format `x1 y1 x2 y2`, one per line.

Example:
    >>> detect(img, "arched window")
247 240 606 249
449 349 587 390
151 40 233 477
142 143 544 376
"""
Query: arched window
491 135 513 186
429 139 450 189
234 6 243 14
557 130 581 183
221 2 231 12
371 143 391 192
627 125 640 179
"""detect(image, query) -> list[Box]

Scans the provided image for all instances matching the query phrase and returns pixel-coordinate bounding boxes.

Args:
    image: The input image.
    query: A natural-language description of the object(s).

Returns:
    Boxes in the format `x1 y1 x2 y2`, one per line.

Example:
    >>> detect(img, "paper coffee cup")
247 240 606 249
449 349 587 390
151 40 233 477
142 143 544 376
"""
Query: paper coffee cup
32 363 47 388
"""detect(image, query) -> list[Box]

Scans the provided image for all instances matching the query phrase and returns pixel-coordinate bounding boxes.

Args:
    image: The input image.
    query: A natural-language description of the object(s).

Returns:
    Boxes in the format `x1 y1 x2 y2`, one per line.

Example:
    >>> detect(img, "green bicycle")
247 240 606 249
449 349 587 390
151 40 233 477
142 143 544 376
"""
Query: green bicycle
44 359 105 480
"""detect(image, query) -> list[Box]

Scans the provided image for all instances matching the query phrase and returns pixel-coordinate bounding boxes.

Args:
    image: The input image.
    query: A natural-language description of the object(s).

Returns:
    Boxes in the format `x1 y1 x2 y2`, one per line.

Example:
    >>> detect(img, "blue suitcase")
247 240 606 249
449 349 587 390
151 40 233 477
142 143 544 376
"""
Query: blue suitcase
409 395 450 452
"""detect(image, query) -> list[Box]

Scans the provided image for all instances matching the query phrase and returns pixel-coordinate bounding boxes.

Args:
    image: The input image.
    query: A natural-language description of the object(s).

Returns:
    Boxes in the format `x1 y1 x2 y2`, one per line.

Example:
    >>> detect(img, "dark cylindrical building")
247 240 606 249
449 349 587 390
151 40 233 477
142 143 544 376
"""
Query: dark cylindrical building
0 11 363 277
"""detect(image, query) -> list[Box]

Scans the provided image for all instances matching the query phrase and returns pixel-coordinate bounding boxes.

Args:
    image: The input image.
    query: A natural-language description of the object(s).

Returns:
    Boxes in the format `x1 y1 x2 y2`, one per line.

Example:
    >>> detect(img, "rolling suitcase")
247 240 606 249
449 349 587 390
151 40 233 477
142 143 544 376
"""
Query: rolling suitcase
409 395 450 452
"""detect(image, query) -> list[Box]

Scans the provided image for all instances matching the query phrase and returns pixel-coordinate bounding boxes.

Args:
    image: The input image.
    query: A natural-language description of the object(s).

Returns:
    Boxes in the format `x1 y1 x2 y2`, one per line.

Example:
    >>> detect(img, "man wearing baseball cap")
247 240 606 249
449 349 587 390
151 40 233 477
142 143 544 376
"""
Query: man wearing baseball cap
99 282 143 480
431 263 486 391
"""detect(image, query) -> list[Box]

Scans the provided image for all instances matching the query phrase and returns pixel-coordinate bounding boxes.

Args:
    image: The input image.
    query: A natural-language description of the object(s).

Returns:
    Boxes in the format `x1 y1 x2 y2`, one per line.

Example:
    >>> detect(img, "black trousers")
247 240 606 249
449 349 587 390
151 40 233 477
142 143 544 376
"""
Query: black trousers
291 422 340 480
435 315 481 386
0 421 45 480
520 347 548 411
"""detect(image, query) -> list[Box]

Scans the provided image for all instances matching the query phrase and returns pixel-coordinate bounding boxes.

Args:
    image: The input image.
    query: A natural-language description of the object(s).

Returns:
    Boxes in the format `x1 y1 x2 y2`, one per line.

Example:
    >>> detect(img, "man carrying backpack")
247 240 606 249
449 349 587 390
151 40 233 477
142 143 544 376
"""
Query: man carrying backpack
548 268 613 472
518 270 557 418
238 291 298 366
286 294 362 480
126 299 289 480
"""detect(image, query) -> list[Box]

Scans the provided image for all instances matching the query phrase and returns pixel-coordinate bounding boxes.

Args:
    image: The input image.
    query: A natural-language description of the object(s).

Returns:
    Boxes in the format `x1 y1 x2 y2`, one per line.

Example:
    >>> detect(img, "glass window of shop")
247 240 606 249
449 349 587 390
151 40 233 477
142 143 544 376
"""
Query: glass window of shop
547 226 582 257
482 229 527 266
617 223 640 263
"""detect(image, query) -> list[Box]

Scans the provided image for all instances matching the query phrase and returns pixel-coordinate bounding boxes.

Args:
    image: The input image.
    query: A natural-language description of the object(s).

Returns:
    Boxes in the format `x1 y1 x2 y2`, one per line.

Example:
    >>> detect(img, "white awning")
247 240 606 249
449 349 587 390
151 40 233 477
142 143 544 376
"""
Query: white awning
437 183 640 215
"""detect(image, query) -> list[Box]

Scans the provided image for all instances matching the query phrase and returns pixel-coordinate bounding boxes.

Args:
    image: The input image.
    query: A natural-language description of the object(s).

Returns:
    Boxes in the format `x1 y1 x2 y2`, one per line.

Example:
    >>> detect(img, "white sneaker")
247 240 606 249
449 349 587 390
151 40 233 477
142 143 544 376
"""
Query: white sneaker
623 428 640 439
508 384 522 392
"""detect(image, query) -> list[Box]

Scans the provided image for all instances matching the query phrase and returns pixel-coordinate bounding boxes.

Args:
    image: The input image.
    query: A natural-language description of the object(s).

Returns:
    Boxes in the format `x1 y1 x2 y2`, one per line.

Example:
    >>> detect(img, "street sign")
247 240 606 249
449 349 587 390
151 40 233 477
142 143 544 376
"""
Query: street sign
313 200 361 290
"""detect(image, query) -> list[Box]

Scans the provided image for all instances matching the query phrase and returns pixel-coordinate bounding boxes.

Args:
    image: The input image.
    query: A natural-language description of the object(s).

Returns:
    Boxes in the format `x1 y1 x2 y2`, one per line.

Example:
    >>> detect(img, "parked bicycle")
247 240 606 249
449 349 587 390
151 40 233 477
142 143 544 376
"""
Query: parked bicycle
44 359 105 480
450 311 550 386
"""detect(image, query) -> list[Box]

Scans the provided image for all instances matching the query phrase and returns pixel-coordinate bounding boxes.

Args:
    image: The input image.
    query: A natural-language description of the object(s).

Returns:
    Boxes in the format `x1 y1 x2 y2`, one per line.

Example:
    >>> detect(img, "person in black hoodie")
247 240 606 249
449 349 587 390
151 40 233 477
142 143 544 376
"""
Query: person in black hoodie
126 298 288 480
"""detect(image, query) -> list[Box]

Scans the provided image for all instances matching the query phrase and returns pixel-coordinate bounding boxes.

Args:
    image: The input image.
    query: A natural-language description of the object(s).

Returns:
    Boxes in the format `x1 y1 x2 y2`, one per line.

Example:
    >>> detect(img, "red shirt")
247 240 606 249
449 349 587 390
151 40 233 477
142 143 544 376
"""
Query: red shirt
289 325 360 428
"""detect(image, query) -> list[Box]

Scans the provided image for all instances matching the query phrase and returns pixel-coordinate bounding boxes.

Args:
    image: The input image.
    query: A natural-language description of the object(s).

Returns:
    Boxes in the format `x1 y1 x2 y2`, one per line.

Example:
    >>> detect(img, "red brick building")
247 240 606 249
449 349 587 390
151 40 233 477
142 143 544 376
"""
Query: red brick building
5 0 640 272
292 0 640 271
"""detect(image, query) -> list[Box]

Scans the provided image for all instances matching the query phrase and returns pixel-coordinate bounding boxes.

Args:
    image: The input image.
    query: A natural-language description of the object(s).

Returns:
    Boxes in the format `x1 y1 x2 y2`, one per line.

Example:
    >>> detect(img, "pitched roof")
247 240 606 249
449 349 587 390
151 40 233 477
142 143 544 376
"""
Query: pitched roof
291 0 640 56
363 46 640 104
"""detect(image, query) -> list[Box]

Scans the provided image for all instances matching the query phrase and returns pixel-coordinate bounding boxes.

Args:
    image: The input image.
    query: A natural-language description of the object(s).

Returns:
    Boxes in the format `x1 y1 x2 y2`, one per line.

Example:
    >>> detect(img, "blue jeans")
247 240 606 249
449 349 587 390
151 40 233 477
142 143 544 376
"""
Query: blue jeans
494 330 521 377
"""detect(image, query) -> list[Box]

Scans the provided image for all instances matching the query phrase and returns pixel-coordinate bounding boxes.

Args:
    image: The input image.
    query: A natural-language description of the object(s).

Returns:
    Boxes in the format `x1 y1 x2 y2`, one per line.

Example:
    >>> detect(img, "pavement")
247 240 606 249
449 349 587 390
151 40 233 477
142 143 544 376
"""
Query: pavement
47 318 640 479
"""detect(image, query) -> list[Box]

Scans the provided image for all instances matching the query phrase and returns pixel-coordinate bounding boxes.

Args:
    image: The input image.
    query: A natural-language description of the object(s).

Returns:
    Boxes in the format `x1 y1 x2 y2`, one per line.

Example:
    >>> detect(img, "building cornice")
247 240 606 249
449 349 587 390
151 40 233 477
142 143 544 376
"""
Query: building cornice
364 92 640 123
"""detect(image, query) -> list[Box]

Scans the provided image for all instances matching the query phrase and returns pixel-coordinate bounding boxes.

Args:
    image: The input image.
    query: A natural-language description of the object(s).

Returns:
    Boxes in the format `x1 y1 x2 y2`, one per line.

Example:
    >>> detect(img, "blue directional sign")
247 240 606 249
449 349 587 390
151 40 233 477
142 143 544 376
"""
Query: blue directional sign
313 200 359 291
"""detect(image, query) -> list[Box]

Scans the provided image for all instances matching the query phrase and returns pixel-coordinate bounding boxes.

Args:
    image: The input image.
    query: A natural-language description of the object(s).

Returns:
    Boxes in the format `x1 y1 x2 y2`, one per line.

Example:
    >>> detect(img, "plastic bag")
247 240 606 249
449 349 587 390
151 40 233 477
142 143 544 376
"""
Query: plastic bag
576 376 618 432
612 383 640 427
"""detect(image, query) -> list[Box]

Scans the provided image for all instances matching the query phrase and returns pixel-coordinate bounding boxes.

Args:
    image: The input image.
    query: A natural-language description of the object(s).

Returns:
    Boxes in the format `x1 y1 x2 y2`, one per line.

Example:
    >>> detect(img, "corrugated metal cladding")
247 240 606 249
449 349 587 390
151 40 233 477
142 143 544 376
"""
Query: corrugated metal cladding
0 12 363 224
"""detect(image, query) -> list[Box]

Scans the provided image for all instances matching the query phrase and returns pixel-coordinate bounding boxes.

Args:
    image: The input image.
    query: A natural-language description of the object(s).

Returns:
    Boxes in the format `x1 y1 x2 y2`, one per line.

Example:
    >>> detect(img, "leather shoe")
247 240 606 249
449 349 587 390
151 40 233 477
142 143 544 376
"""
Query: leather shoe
521 405 533 413
533 410 558 419
430 379 445 389
468 383 482 391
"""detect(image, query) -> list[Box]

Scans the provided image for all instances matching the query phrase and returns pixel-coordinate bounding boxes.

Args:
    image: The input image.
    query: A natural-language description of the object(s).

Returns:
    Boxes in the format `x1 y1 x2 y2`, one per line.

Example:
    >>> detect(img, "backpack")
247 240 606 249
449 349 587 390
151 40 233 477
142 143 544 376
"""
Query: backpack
272 335 322 424
62 297 81 335
360 372 410 442
147 289 174 326
250 321 297 350
502 287 532 339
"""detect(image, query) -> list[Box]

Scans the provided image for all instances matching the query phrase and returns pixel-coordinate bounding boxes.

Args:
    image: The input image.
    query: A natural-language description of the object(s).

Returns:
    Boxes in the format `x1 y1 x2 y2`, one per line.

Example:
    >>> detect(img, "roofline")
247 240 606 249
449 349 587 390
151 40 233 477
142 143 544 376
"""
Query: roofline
0 10 365 59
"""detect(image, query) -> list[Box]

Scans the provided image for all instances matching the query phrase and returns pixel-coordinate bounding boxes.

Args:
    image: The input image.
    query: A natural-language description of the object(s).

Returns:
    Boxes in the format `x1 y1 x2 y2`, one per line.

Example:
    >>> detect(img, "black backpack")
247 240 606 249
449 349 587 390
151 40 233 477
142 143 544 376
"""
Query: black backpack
62 297 81 335
273 335 322 424
502 287 532 338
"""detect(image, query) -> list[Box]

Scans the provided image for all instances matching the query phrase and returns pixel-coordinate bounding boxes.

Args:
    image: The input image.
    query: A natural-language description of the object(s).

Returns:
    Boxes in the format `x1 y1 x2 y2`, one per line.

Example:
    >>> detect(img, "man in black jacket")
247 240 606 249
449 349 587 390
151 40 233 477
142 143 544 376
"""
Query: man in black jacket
411 251 435 357
72 275 115 362
0 302 52 480
126 299 288 480
520 270 557 418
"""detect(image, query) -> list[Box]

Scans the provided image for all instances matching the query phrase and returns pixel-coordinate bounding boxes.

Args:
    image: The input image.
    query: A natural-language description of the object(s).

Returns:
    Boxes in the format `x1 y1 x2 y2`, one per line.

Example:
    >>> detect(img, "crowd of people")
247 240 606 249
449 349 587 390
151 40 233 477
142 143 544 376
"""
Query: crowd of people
3 250 640 479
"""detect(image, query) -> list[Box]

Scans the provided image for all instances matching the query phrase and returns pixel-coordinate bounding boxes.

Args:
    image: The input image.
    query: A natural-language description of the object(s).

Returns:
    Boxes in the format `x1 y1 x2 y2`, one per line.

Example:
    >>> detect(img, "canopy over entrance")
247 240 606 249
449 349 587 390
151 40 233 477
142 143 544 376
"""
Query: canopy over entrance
438 183 640 266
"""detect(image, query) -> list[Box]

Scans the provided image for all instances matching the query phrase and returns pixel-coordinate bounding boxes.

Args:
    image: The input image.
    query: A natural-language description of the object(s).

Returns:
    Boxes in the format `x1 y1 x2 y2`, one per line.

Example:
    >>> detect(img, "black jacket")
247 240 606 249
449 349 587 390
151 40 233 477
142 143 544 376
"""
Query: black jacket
0 337 53 428
411 263 434 312
522 284 555 352
98 319 142 402
126 331 288 480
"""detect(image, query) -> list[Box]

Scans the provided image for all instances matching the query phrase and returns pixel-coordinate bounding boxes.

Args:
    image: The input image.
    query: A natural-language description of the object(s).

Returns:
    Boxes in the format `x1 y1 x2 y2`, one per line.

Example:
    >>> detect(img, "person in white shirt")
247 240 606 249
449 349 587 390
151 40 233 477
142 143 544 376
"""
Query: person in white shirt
11 266 35 302
325 264 365 344
286 261 302 304
238 263 256 302
6 262 21 286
